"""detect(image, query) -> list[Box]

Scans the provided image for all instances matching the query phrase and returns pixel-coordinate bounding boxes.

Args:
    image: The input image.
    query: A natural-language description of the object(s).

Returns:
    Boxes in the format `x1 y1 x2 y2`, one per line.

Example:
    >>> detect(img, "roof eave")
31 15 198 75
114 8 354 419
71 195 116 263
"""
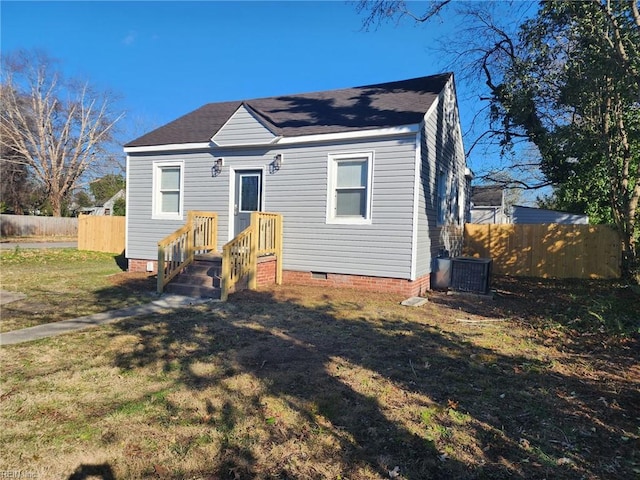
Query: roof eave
275 124 421 145
124 125 421 153
124 141 214 154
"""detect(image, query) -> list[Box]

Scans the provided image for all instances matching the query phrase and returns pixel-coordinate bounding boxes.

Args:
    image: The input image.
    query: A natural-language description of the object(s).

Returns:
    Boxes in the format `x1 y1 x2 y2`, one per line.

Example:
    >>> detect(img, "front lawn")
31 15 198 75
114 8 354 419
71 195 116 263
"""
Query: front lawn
0 248 155 333
0 278 637 479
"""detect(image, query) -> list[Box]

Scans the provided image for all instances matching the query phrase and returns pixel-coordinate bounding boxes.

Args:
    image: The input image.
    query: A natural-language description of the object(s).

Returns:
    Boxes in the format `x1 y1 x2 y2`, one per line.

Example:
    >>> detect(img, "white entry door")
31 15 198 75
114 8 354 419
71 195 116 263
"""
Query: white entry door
234 170 262 236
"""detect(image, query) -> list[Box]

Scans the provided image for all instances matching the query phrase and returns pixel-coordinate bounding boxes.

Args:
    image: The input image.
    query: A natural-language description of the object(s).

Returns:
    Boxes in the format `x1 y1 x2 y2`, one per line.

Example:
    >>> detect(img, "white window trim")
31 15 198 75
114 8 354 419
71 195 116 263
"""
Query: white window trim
326 151 374 225
228 166 267 241
152 160 184 220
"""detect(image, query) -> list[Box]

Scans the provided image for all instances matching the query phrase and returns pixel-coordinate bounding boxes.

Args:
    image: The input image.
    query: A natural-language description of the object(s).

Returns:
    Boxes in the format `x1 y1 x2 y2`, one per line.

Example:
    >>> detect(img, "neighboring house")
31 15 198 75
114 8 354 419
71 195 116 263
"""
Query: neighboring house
124 73 471 296
79 189 125 216
511 205 588 224
470 185 508 224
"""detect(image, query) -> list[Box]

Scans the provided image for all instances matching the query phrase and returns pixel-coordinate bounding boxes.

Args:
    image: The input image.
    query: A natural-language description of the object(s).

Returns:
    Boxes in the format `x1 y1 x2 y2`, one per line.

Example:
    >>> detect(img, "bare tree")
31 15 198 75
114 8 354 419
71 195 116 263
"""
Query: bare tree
0 144 30 214
0 50 123 216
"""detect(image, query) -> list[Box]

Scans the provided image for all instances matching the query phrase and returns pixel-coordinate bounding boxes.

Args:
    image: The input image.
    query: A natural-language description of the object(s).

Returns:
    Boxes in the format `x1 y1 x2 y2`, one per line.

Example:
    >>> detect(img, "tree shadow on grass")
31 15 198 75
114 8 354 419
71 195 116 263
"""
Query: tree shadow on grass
430 275 640 362
67 463 116 480
105 284 639 479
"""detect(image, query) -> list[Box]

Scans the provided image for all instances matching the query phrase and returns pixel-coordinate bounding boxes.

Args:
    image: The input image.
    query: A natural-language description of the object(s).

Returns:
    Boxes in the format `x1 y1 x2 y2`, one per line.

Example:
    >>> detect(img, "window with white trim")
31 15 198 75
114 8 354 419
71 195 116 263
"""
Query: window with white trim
153 161 184 219
327 152 373 224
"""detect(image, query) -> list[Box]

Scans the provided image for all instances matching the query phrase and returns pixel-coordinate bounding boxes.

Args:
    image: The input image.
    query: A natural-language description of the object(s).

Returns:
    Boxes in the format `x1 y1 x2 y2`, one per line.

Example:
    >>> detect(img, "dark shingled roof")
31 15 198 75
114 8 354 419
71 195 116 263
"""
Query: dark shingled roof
125 73 452 148
471 185 504 206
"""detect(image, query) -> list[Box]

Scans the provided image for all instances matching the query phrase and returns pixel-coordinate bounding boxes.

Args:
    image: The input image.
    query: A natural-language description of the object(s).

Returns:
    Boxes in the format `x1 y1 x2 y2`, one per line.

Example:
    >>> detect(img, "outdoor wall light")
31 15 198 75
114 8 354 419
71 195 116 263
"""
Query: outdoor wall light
211 158 224 177
273 153 283 170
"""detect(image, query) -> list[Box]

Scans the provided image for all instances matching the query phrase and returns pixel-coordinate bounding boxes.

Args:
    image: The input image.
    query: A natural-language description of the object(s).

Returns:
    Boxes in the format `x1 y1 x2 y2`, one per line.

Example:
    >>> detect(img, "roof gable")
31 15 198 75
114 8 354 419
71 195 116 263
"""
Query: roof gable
212 104 277 146
125 72 452 148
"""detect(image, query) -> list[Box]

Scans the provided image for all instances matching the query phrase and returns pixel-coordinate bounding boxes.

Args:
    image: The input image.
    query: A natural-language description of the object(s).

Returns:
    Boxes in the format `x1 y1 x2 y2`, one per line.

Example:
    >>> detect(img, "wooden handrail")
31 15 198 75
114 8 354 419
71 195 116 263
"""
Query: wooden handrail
190 211 217 253
157 211 218 293
221 212 282 300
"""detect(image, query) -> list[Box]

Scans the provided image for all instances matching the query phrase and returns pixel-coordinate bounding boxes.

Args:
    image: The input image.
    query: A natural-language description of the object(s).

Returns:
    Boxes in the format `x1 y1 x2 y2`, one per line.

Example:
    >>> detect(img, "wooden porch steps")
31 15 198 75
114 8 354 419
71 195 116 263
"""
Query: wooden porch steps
165 254 222 299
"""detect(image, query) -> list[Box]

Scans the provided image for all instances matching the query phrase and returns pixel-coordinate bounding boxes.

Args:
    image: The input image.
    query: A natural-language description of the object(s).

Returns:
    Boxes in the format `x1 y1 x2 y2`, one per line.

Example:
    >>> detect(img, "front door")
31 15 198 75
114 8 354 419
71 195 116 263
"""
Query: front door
234 170 263 236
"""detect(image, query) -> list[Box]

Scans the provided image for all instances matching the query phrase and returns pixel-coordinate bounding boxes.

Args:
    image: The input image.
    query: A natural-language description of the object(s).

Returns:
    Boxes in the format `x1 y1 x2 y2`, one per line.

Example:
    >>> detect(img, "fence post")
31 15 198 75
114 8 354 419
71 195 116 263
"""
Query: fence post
276 214 283 285
211 213 218 252
248 213 259 290
157 244 165 294
221 245 230 301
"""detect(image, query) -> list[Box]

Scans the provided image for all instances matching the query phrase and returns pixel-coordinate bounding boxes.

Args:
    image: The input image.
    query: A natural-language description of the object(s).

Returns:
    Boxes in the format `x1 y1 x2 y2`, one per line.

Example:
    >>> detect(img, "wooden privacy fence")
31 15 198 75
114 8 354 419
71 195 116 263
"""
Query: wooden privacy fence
464 224 621 279
0 214 78 237
78 215 126 254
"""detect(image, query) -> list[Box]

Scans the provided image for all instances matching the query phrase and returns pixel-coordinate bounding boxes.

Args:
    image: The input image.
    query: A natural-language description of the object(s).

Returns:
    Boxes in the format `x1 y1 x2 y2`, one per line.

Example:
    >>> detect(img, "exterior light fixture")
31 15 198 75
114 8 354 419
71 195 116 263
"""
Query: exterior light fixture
211 158 224 177
273 153 283 170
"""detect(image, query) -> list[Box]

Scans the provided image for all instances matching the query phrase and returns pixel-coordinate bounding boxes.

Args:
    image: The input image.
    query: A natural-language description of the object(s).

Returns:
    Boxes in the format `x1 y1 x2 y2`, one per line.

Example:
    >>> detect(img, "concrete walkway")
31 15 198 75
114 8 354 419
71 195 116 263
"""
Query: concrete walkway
0 294 214 346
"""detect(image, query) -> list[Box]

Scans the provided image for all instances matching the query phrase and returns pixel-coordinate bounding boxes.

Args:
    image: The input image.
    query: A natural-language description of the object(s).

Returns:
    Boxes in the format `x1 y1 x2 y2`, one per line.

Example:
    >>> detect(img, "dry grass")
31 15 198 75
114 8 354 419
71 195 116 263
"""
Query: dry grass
0 235 78 243
0 278 638 479
0 248 155 332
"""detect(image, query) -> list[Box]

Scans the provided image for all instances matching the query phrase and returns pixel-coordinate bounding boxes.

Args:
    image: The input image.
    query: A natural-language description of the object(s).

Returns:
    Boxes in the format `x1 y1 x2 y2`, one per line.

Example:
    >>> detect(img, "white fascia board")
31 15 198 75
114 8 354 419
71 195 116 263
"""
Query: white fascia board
210 136 283 149
423 92 442 123
123 142 212 153
276 124 420 145
123 125 419 152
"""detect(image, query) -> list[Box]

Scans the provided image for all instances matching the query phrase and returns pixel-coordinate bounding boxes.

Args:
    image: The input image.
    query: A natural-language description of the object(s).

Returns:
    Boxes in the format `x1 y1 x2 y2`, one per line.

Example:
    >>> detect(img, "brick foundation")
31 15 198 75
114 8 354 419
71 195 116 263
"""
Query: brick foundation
130 256 278 285
257 256 277 287
282 270 430 297
129 258 157 273
129 256 430 296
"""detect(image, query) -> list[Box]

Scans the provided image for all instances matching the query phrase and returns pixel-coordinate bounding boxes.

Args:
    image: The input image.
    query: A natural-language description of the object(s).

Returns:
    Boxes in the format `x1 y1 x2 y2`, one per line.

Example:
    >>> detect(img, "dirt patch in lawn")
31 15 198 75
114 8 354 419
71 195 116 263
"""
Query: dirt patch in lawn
0 277 638 479
106 271 157 293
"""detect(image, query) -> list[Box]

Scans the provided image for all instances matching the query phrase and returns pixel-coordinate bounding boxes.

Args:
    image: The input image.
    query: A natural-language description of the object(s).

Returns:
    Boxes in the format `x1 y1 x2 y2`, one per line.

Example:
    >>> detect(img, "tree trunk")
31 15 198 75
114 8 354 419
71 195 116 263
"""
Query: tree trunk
49 194 62 217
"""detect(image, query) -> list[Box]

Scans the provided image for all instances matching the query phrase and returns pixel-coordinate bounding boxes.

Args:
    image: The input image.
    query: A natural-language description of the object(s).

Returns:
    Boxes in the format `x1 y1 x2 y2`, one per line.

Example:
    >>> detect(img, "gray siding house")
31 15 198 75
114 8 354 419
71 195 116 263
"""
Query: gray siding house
470 185 508 224
511 205 589 224
124 73 470 296
79 189 125 216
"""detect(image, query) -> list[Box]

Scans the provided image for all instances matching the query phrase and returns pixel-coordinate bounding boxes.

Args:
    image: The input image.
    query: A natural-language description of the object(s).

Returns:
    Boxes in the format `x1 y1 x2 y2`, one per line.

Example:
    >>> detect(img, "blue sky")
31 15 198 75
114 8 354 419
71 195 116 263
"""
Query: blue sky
1 1 525 179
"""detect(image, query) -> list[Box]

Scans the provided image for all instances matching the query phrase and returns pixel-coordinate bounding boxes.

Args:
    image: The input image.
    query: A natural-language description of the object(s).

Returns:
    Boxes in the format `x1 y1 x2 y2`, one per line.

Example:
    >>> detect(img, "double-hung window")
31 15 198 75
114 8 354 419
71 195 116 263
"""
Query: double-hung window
327 152 373 224
153 161 184 219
